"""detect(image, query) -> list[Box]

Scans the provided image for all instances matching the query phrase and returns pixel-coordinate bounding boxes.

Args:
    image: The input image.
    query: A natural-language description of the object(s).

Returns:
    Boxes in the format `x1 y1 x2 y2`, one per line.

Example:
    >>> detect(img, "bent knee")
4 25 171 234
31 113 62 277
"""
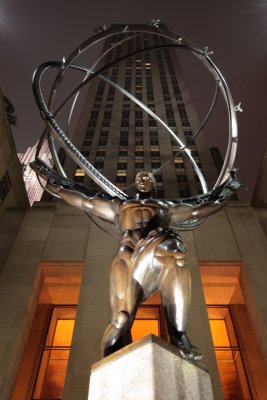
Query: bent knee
155 238 186 257
174 256 186 267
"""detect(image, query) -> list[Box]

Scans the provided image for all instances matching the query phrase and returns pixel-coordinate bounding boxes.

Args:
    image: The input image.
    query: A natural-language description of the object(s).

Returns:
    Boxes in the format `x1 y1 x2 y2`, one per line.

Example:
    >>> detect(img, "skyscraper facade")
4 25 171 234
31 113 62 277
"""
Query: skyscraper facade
18 140 53 206
68 24 218 199
0 91 29 219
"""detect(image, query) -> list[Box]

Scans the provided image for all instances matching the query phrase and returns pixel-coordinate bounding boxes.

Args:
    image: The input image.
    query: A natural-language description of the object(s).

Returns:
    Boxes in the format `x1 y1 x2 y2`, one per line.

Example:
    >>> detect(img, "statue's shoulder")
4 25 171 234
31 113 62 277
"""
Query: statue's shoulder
120 198 168 208
120 199 140 210
145 199 169 208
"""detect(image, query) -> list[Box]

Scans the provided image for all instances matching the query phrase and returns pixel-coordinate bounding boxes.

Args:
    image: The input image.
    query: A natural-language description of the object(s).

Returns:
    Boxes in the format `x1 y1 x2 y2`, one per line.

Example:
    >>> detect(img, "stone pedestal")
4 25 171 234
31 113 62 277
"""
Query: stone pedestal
88 334 214 400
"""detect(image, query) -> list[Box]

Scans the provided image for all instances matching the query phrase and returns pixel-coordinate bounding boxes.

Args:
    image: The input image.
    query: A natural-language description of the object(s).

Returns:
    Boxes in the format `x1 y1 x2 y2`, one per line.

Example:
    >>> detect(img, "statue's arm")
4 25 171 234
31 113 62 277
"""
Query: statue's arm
51 185 120 222
168 199 226 225
30 158 120 222
169 172 241 224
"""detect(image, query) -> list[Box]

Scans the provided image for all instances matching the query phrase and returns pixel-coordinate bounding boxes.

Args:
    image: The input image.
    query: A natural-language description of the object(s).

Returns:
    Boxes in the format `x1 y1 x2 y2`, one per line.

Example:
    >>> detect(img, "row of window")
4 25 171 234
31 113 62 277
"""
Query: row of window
79 45 200 198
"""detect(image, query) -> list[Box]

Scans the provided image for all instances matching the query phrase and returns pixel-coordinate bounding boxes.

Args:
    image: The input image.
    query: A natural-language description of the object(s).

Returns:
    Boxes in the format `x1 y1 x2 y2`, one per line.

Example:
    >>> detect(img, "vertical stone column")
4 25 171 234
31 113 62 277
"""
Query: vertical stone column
184 230 223 399
0 205 56 399
226 205 267 366
63 222 118 400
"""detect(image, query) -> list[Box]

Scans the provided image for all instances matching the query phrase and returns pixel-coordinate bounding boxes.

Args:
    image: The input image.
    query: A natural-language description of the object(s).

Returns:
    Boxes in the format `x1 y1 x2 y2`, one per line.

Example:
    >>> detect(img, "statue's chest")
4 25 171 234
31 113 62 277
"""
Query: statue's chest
121 204 159 227
132 207 156 224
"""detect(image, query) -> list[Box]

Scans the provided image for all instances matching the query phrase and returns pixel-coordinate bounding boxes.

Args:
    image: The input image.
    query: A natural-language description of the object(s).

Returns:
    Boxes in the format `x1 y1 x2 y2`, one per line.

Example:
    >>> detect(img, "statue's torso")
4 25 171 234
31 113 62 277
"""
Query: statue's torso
118 199 170 244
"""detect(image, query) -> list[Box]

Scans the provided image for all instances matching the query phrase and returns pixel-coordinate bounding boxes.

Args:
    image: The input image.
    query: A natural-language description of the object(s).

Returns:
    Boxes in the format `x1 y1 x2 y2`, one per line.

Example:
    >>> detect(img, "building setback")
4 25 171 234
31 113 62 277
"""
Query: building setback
18 140 53 206
0 91 29 220
0 24 267 400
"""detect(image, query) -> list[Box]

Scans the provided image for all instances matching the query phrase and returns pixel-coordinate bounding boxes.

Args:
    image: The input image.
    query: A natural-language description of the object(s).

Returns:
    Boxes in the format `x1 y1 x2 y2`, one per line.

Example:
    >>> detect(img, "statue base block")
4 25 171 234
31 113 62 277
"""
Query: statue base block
88 334 214 400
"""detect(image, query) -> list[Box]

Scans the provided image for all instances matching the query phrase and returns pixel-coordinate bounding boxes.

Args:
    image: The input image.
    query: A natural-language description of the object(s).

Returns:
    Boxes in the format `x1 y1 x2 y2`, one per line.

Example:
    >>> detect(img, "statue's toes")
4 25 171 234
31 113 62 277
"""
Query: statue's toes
178 345 203 361
191 347 203 361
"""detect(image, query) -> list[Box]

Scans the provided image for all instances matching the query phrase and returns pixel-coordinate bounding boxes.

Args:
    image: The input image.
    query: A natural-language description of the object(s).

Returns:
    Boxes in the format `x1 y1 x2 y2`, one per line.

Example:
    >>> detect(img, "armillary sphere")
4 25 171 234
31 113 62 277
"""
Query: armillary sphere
32 21 239 201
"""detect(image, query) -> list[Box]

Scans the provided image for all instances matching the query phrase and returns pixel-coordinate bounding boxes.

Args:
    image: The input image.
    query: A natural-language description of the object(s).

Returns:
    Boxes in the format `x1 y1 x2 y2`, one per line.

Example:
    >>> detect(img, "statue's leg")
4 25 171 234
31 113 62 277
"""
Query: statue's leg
155 237 203 361
101 245 143 357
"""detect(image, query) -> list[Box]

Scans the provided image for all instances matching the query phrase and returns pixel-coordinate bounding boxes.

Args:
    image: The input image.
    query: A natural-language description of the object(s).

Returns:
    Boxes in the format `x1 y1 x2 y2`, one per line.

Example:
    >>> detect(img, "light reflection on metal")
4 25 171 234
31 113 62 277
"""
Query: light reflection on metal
204 46 213 57
234 102 243 112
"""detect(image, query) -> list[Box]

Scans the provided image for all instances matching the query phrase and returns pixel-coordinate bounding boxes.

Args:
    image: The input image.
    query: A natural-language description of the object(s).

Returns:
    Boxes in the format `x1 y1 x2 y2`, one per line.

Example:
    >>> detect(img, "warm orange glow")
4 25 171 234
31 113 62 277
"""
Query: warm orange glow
52 320 75 347
199 263 244 305
40 262 84 304
208 308 252 399
209 320 230 347
33 308 76 400
215 350 251 399
34 351 69 399
132 319 159 341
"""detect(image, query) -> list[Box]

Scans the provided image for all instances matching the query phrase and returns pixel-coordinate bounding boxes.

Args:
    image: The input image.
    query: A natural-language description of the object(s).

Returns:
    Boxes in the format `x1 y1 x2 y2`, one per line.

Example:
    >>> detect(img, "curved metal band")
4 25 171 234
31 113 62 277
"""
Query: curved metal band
33 62 128 200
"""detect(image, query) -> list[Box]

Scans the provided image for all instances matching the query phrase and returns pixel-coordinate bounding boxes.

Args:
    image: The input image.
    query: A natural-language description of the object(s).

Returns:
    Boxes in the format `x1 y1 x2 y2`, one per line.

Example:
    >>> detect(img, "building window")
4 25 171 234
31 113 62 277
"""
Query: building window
149 119 157 128
177 175 187 182
32 306 76 400
74 168 85 183
102 120 110 128
104 110 112 119
135 162 144 169
116 169 127 184
122 110 129 119
208 306 253 400
121 120 129 127
180 188 191 198
120 138 128 146
0 170 11 204
135 138 143 145
174 158 184 168
95 162 104 169
184 131 193 143
132 306 161 342
118 163 127 169
96 150 106 157
135 110 142 119
90 110 99 120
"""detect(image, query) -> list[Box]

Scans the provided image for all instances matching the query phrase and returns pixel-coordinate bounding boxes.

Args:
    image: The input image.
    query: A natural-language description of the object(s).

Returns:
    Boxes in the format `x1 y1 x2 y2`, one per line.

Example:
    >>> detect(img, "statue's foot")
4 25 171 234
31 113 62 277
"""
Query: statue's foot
101 320 132 358
170 332 203 361
102 333 130 357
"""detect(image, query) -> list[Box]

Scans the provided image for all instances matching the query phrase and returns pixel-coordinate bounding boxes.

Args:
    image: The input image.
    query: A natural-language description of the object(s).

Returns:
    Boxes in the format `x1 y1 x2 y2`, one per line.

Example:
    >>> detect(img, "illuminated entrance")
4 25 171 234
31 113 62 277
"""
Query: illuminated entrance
12 261 266 399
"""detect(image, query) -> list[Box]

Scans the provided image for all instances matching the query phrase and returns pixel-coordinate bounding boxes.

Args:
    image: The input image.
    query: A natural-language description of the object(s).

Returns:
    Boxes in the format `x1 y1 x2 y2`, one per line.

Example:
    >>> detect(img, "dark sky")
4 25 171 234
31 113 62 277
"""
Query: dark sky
1 0 267 202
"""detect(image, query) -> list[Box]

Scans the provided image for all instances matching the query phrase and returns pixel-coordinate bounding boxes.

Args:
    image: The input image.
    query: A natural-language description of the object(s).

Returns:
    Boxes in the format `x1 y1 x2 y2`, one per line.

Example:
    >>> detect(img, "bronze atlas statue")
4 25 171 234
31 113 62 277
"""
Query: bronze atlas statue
30 22 241 362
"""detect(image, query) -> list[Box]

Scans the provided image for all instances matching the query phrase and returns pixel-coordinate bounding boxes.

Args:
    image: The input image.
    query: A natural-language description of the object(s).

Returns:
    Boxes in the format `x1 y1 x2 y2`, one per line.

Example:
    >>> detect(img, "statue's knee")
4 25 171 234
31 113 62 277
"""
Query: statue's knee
112 311 129 329
175 257 186 268
173 251 186 267
155 238 186 268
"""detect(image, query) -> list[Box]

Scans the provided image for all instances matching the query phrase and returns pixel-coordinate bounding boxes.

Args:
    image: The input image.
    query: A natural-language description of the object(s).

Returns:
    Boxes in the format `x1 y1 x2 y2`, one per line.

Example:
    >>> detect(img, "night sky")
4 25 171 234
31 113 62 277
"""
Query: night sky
1 0 267 202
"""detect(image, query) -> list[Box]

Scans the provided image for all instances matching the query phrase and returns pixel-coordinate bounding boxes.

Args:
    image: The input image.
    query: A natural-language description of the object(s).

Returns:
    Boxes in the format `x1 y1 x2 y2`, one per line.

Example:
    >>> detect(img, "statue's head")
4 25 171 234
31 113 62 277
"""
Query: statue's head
135 171 156 196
